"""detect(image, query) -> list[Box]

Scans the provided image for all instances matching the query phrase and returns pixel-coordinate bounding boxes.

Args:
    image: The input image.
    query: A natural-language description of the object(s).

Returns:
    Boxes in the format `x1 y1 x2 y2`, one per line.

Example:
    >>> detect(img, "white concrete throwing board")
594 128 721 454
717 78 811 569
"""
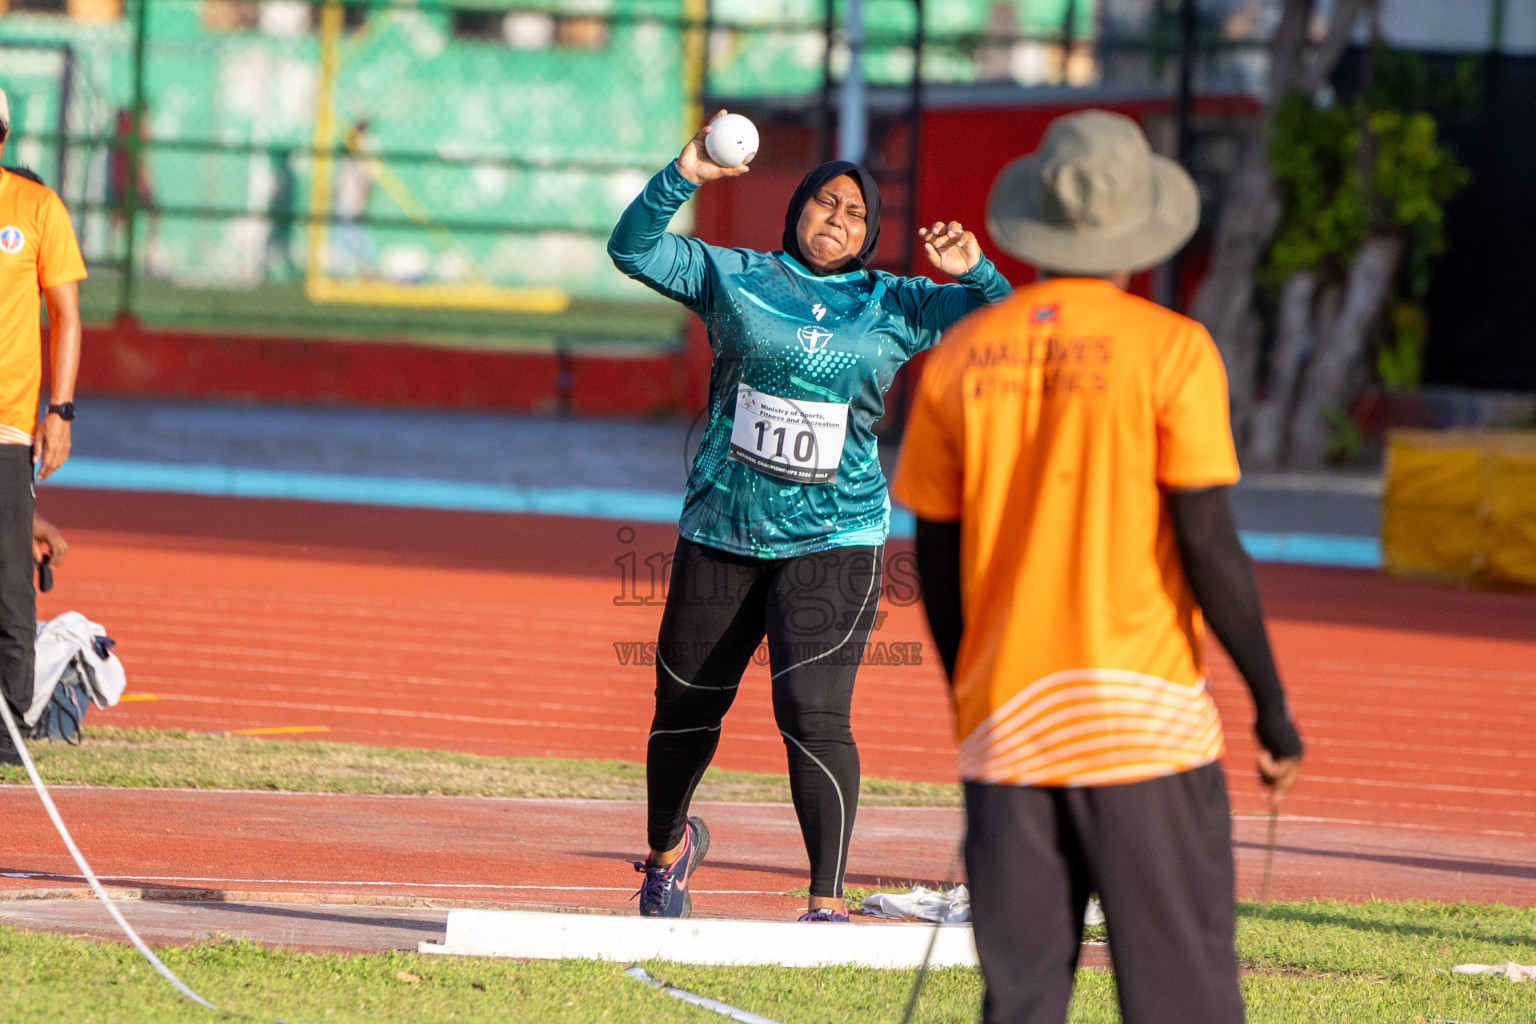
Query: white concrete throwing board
419 910 979 968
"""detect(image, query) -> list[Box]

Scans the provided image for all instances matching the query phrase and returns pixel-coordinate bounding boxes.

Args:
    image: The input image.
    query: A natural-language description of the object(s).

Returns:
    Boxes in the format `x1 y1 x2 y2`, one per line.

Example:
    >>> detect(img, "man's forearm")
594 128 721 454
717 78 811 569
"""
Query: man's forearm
44 282 81 403
49 317 80 403
914 518 964 682
1168 487 1303 759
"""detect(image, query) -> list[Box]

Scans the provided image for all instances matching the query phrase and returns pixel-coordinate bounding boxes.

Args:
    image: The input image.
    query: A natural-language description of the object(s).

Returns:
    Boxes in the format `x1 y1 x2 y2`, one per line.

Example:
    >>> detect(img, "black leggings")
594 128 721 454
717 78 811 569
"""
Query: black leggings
647 537 882 899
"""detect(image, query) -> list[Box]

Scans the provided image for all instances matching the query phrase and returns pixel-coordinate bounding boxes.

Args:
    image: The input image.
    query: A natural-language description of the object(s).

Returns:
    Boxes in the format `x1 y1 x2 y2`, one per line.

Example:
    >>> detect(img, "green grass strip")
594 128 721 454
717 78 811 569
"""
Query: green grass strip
2 900 1534 1022
0 727 961 806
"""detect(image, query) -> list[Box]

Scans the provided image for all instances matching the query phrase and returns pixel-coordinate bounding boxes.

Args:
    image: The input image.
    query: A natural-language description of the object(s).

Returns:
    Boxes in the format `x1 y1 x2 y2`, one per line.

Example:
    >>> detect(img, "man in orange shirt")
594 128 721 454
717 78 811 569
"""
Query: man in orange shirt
0 88 86 729
892 111 1303 1023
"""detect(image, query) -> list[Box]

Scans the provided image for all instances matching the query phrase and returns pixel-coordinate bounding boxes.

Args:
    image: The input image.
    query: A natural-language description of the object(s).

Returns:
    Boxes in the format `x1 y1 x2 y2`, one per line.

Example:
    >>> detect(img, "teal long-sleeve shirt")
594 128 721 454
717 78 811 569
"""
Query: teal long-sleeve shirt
609 162 1012 558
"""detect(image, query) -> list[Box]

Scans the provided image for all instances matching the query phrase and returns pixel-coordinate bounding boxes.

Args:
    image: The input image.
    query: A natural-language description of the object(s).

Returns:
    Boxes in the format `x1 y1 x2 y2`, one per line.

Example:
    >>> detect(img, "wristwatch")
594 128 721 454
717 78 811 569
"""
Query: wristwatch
46 402 75 421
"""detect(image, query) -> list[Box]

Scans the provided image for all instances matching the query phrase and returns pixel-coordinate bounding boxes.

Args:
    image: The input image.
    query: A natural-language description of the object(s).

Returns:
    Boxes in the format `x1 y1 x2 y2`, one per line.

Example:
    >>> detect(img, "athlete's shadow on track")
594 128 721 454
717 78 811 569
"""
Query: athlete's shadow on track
175 901 445 933
0 871 442 932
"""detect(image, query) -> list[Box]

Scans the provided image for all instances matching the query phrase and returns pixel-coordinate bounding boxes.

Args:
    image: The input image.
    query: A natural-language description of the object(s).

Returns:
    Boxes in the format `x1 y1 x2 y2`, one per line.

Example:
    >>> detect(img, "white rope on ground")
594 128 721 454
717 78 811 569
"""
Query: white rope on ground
626 967 787 1024
0 698 218 1010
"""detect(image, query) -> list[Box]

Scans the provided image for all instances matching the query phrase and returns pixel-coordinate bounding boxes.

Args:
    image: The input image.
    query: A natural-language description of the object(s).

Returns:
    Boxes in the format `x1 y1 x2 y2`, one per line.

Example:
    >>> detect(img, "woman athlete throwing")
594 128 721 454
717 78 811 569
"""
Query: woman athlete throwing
609 112 1011 921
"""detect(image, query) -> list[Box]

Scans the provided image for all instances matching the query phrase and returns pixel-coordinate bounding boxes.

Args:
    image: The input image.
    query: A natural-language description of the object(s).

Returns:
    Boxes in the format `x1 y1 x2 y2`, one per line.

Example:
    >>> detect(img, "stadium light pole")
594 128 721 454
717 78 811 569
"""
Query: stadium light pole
1157 0 1198 310
117 0 150 321
839 0 867 164
820 0 835 162
1175 0 1196 168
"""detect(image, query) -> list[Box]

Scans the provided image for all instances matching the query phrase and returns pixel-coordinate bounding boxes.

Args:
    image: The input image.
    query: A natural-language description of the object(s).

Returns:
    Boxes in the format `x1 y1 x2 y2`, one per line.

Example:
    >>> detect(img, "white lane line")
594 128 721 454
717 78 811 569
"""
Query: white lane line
1314 755 1536 777
1268 794 1536 821
1286 775 1536 800
1230 813 1530 838
0 871 786 895
97 696 960 759
57 580 623 615
1292 743 1536 763
107 632 631 665
120 679 652 717
101 693 646 733
117 673 951 719
69 601 633 634
106 615 630 646
1294 659 1536 684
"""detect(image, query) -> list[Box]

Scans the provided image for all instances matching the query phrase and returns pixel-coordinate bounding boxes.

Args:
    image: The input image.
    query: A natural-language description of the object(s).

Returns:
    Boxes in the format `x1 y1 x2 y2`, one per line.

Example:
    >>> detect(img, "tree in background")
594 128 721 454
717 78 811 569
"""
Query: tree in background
1189 0 1468 469
1249 48 1471 468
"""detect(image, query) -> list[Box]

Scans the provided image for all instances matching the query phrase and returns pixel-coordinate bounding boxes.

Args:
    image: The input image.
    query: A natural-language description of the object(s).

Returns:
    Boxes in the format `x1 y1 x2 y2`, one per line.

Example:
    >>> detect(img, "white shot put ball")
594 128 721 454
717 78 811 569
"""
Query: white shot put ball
705 113 759 169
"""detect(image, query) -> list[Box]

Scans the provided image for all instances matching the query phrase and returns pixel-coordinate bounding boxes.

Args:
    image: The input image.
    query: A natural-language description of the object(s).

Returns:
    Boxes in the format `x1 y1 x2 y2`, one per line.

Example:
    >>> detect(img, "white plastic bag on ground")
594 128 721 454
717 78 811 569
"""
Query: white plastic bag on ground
25 612 126 728
862 885 971 923
861 888 1104 927
1453 963 1536 981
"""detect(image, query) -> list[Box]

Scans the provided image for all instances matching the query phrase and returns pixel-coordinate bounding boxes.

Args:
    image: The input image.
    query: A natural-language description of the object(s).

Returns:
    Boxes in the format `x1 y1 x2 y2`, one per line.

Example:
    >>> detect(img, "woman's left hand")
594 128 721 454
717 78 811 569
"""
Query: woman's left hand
919 221 982 277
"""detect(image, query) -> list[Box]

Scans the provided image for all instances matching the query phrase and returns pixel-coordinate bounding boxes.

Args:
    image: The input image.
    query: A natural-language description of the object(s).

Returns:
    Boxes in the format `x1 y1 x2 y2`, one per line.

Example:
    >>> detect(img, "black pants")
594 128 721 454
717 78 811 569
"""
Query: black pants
964 762 1245 1024
647 537 882 899
0 446 35 719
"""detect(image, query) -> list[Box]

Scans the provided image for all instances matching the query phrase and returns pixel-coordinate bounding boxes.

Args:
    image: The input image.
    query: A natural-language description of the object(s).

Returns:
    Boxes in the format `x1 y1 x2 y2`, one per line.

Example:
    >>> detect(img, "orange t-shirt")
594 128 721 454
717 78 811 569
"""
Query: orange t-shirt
891 278 1241 787
0 169 87 445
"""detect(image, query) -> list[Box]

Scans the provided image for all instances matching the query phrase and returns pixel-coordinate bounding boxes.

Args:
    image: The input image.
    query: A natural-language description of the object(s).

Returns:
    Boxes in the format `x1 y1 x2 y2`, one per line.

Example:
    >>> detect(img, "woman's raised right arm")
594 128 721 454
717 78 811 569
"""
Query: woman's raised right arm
607 163 712 309
608 112 751 311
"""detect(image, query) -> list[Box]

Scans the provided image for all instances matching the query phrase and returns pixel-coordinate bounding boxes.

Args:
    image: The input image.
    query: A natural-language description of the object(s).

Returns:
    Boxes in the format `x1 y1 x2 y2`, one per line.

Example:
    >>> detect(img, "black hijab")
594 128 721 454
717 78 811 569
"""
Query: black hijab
780 160 882 275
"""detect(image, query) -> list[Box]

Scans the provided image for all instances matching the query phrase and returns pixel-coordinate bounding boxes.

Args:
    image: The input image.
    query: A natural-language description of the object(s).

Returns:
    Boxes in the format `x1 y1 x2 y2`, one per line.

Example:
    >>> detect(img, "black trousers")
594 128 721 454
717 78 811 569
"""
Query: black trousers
0 445 35 719
647 537 882 898
964 762 1245 1024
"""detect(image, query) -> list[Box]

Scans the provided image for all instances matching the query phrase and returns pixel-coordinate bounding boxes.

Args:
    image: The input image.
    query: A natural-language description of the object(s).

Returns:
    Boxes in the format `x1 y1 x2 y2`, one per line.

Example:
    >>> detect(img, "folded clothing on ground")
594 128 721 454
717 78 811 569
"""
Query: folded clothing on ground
861 885 970 924
860 887 1105 927
25 611 126 730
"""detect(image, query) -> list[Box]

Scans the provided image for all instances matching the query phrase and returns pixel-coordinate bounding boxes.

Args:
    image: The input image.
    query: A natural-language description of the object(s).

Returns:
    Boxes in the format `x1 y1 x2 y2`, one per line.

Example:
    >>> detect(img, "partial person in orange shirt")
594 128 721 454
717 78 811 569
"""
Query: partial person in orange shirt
891 111 1304 1024
0 89 86 725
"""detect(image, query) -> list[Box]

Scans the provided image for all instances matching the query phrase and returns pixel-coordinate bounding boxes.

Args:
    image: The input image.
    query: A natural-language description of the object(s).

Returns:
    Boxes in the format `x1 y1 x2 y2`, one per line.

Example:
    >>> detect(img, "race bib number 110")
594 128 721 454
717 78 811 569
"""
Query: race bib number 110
728 384 849 484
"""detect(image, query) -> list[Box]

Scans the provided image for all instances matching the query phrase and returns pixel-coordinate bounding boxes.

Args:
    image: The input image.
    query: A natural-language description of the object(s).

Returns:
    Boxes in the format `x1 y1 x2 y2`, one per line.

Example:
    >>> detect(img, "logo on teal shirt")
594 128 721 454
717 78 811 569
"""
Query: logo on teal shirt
796 325 833 354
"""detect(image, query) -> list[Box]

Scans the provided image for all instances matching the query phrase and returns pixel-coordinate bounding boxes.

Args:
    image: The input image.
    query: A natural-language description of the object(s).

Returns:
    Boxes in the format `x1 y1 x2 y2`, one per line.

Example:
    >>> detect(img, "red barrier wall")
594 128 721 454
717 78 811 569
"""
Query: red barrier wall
76 319 690 416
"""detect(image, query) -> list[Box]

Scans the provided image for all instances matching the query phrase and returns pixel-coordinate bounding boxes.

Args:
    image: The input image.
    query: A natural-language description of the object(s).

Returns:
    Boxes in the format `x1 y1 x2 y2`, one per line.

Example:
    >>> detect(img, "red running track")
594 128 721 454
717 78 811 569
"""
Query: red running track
3 790 1530 911
11 488 1535 910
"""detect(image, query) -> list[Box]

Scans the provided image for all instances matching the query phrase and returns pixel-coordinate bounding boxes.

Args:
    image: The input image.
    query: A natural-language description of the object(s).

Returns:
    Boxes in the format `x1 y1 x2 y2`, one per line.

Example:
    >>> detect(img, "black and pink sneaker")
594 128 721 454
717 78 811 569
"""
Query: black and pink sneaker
633 816 710 918
797 907 850 922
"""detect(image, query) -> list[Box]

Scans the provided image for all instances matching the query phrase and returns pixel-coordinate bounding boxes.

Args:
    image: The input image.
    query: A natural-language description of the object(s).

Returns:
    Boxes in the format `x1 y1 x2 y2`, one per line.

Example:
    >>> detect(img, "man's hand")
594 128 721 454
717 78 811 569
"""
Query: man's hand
32 515 67 567
33 413 71 481
676 110 752 186
919 221 982 277
1257 750 1303 812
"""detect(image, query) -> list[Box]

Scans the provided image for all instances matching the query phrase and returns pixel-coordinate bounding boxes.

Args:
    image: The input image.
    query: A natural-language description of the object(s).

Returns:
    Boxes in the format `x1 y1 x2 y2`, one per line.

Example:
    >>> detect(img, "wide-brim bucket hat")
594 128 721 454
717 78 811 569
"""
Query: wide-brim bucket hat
986 109 1200 276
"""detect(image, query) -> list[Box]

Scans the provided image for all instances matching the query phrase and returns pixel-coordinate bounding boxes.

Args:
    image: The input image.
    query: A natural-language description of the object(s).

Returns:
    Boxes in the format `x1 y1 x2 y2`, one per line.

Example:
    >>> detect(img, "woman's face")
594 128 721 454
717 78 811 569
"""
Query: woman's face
795 174 868 272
